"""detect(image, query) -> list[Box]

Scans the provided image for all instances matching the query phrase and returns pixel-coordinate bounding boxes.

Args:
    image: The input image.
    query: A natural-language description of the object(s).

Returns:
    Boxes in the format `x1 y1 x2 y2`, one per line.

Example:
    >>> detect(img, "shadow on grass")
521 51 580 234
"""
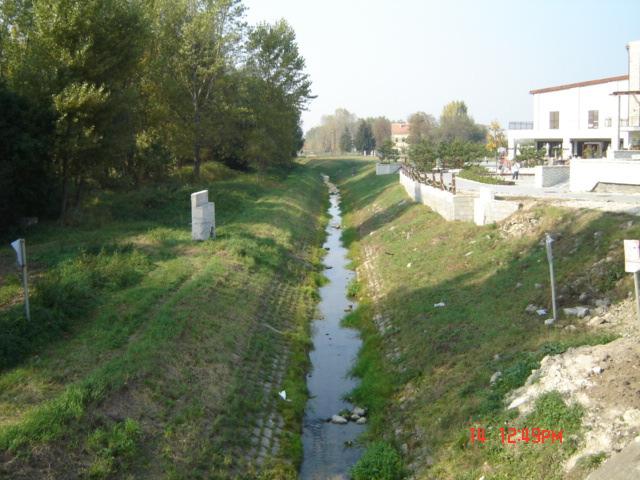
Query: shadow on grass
0 163 326 372
328 158 637 474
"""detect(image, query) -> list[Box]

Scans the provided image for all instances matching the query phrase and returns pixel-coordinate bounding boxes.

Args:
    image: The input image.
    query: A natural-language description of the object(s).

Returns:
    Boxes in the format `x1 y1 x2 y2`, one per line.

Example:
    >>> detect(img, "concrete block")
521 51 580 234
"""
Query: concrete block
191 190 215 241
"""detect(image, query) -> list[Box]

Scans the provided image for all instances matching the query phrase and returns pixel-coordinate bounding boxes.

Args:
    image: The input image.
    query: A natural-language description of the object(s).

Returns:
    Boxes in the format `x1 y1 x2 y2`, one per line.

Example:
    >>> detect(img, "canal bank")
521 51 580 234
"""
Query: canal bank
300 175 366 479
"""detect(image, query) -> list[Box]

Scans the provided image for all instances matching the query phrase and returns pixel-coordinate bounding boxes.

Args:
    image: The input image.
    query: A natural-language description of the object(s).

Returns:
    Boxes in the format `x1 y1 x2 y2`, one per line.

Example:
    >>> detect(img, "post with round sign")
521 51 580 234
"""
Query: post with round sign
10 238 31 321
624 239 640 322
545 233 558 321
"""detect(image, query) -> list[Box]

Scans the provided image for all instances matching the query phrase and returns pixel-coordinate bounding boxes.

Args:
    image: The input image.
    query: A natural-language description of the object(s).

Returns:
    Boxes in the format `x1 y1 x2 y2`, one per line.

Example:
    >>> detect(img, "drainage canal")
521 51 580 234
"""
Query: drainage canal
300 175 365 479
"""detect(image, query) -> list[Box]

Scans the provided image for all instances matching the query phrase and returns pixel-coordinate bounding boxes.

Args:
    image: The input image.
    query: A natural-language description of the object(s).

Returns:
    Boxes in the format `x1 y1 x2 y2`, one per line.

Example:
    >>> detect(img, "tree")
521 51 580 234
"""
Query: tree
408 139 437 171
4 0 150 218
243 19 313 169
315 108 357 153
0 83 55 230
377 140 399 162
486 120 506 155
441 100 468 118
149 0 246 178
407 111 436 144
438 140 485 169
437 100 486 143
516 145 545 166
370 116 391 149
339 128 353 152
353 120 375 154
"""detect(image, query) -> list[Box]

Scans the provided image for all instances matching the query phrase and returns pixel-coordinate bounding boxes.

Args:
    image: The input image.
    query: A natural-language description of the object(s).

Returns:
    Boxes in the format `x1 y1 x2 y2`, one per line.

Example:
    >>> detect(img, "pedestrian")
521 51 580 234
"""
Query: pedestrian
512 160 521 180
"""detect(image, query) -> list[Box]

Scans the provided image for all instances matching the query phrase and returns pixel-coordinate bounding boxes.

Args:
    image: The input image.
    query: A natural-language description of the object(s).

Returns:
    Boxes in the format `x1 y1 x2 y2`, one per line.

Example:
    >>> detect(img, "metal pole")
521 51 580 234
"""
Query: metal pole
19 239 31 321
635 271 640 322
545 233 558 321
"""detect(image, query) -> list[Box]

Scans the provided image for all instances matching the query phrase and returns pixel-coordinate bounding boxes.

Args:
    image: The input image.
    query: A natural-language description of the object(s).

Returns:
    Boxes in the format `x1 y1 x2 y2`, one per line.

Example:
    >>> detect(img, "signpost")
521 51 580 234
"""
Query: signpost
545 233 558 321
624 239 640 322
10 238 31 321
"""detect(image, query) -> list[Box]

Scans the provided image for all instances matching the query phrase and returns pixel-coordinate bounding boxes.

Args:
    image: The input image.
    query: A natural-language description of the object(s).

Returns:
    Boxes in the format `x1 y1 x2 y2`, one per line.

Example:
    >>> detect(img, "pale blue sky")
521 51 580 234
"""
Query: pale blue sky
244 0 640 132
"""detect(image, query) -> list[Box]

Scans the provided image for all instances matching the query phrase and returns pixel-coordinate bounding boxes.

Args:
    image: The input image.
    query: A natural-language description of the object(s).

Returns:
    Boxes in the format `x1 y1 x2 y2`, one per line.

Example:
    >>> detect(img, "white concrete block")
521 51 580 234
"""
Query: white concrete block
191 190 215 241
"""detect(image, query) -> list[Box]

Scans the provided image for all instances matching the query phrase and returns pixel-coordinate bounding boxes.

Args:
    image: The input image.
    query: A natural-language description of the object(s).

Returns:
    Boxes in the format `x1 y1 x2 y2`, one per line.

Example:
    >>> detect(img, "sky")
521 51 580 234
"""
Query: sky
243 0 640 133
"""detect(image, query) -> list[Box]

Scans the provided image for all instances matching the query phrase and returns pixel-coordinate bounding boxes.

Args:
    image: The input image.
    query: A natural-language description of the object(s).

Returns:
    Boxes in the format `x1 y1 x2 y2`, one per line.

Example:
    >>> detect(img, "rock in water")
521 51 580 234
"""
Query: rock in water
353 406 366 417
356 417 367 425
331 415 348 424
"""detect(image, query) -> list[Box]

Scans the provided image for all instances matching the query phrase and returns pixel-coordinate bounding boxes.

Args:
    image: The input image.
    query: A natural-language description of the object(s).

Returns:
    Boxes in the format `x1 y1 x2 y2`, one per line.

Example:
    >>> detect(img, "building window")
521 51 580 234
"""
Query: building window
604 117 612 127
588 110 599 129
549 111 559 129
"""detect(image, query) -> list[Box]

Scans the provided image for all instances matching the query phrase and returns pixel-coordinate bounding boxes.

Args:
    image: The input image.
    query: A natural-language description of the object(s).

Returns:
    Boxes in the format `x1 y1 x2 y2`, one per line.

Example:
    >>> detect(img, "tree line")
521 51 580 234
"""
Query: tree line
0 0 312 228
304 102 508 171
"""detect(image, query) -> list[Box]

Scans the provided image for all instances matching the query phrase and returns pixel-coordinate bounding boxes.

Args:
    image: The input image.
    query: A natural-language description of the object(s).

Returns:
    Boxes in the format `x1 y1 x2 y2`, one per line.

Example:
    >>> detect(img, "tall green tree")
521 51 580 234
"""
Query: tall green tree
3 0 149 218
408 139 437 171
354 120 375 154
149 0 245 178
244 19 312 168
339 128 353 152
377 139 399 162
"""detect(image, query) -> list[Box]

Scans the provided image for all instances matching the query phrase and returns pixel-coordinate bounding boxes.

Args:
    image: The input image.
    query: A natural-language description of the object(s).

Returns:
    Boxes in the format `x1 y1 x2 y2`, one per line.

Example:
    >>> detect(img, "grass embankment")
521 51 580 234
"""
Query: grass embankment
0 161 328 479
313 158 637 479
457 165 514 185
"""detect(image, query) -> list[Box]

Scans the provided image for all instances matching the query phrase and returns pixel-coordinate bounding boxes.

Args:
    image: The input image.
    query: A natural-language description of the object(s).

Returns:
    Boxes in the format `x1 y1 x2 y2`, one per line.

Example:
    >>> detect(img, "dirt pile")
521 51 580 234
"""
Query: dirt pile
506 297 640 474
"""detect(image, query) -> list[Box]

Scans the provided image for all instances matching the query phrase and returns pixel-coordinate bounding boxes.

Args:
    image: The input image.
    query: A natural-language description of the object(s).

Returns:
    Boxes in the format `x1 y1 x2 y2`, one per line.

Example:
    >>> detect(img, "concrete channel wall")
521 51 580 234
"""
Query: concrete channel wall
376 163 401 175
399 169 475 222
399 169 521 225
473 189 521 226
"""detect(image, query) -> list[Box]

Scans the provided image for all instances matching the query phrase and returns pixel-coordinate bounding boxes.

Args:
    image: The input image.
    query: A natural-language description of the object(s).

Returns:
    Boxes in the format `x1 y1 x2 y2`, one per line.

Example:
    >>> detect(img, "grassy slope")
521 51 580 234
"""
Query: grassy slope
313 158 638 480
0 162 327 479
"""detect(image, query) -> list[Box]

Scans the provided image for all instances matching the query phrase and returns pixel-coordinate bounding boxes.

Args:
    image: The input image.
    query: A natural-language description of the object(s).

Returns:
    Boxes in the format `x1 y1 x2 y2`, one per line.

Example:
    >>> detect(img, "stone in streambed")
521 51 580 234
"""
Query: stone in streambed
352 406 366 417
330 415 348 424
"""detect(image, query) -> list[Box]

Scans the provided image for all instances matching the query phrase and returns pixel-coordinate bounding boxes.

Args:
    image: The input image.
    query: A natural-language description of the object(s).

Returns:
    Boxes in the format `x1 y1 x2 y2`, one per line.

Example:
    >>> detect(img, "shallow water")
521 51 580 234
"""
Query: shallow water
300 177 365 480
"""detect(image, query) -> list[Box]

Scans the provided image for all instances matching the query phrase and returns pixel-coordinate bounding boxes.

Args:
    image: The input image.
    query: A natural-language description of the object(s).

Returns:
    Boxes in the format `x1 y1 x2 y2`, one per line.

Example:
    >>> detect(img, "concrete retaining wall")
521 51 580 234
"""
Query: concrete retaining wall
399 169 475 222
376 163 401 175
534 165 570 188
473 189 521 226
400 171 520 224
570 158 640 192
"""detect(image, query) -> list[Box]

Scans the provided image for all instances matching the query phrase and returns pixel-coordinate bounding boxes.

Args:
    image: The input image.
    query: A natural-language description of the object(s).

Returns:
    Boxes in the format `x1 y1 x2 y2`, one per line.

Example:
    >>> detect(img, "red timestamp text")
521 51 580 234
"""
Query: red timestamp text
469 427 563 445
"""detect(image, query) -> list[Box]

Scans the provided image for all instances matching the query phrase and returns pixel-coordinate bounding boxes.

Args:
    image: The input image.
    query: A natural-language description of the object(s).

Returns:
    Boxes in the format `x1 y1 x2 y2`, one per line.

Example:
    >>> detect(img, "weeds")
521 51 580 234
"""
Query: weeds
351 441 404 480
87 419 142 478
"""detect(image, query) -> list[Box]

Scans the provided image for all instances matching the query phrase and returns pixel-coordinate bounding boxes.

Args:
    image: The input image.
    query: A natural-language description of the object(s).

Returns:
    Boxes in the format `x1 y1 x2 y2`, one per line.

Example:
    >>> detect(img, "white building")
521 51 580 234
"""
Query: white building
508 40 640 161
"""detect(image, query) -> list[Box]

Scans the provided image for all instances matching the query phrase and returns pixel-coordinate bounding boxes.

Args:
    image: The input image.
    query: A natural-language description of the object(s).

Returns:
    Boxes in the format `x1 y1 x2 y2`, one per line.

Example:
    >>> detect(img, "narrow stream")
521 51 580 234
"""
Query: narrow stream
300 175 365 479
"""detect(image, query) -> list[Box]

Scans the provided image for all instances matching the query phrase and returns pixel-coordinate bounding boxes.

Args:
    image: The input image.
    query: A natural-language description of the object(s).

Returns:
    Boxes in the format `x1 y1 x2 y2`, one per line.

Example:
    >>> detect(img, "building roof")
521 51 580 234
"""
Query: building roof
391 123 410 135
529 75 628 95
